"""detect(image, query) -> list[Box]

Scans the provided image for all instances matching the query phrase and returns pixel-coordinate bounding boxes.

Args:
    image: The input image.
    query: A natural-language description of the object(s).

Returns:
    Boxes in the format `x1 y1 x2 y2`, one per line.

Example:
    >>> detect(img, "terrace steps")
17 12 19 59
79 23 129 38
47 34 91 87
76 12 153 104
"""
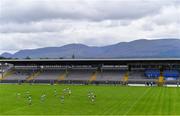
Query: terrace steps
89 71 98 82
57 73 67 81
26 71 41 81
0 75 2 80
158 76 164 86
0 70 15 80
123 72 128 85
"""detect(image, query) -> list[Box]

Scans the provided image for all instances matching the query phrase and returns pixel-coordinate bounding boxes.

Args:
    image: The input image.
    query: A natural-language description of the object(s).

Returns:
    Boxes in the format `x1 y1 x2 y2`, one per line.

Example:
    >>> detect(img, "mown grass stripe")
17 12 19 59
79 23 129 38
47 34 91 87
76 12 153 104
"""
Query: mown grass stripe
1 85 180 115
123 87 151 115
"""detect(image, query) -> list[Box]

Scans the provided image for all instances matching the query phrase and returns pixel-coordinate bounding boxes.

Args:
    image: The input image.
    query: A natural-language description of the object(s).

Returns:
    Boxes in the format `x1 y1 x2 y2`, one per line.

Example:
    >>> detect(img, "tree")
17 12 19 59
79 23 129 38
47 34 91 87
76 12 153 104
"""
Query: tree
0 56 6 59
25 56 31 59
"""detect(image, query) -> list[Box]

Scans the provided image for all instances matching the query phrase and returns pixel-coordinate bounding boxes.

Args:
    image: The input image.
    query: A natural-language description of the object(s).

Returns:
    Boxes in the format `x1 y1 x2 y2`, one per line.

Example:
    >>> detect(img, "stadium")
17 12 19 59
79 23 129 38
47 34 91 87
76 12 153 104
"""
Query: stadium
1 58 180 85
0 0 179 115
1 58 180 115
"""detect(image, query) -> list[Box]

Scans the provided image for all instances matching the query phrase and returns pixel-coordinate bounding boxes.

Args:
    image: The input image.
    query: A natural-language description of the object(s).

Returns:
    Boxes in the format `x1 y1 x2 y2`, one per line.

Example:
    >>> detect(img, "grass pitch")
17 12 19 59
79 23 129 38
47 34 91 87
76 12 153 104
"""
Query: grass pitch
0 84 180 115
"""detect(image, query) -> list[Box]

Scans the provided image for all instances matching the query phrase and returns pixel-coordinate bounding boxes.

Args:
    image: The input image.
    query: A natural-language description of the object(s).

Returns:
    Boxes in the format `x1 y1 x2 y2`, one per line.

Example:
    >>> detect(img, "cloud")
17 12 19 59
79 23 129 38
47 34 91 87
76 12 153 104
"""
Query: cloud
0 0 178 23
0 20 69 33
0 0 179 54
152 5 180 25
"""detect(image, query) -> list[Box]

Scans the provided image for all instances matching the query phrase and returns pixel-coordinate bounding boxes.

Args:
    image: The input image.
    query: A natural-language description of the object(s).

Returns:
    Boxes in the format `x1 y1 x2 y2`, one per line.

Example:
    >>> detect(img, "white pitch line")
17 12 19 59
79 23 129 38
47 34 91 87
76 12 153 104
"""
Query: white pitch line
123 87 151 115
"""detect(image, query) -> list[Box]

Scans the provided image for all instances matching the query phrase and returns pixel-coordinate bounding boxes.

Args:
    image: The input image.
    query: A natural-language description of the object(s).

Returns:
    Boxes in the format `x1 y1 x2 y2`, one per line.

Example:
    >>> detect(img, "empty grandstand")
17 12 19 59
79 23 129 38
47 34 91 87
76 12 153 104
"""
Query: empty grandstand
0 59 180 86
3 69 31 80
96 69 125 81
66 68 96 81
145 69 160 78
36 70 63 80
163 70 179 80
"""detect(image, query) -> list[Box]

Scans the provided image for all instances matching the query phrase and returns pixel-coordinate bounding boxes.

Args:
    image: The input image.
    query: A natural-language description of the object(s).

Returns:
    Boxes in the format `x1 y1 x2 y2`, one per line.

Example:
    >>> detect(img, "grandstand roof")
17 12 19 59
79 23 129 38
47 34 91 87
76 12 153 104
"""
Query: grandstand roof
1 58 180 65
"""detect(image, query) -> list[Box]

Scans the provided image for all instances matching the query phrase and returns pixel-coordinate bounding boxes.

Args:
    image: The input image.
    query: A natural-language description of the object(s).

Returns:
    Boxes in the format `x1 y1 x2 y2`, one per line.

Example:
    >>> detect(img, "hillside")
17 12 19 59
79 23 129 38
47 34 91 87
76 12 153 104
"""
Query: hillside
1 39 180 59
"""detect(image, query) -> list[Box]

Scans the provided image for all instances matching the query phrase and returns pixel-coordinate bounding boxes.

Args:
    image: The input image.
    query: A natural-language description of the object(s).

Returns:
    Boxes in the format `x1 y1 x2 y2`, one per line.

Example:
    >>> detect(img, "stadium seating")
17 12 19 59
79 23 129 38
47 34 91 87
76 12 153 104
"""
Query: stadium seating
35 70 65 80
163 70 179 80
96 69 125 81
66 69 95 81
129 70 146 79
4 69 33 80
144 69 160 78
1 66 179 85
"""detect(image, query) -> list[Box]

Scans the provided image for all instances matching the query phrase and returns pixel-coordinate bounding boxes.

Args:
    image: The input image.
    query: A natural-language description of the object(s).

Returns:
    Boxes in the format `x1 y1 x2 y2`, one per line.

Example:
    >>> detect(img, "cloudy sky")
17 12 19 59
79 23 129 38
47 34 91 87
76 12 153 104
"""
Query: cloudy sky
0 0 179 54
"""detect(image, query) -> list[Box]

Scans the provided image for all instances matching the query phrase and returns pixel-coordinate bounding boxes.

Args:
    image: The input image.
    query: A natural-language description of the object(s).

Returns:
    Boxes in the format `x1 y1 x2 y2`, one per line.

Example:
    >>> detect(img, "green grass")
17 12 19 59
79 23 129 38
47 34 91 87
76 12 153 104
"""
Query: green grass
0 84 180 115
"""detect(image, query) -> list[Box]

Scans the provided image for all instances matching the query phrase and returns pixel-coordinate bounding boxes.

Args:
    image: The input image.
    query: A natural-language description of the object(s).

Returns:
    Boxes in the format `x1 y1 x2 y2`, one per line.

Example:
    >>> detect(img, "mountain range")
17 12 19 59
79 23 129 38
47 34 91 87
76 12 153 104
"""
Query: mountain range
1 38 180 59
